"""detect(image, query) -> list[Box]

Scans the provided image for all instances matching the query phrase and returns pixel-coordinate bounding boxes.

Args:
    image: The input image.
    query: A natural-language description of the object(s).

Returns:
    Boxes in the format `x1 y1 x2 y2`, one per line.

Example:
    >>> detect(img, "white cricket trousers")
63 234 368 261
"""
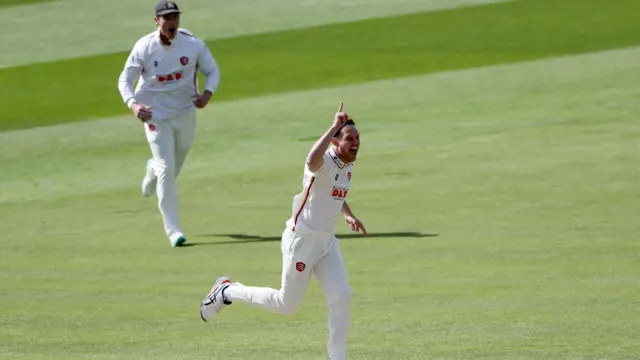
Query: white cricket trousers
144 110 196 240
226 228 352 360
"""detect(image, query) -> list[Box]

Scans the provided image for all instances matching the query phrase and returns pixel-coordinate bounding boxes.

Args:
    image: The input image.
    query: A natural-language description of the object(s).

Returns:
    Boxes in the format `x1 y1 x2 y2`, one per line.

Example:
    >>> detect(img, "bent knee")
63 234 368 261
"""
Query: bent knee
279 291 304 315
154 162 175 179
280 298 303 315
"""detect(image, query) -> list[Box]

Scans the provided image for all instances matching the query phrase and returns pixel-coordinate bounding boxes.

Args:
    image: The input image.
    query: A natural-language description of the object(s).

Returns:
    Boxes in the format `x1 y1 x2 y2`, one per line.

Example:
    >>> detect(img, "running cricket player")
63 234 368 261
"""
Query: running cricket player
117 1 220 247
200 104 366 360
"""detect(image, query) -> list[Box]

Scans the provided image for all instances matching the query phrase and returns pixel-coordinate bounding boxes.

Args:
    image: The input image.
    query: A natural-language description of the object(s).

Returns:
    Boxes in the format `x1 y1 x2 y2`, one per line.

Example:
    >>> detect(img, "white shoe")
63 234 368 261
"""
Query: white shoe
200 276 232 322
141 159 157 197
170 232 187 247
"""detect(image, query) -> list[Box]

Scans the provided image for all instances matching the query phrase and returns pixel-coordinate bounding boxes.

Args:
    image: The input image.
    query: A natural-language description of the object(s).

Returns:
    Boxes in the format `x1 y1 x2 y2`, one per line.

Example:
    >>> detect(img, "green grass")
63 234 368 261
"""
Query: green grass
2 0 640 131
0 0 55 8
0 0 491 68
1 46 639 359
2 0 639 358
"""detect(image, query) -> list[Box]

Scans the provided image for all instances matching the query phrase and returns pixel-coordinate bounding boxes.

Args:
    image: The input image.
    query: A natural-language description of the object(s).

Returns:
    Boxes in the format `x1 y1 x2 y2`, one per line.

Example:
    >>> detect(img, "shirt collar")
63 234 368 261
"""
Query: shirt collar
329 147 347 169
156 29 178 46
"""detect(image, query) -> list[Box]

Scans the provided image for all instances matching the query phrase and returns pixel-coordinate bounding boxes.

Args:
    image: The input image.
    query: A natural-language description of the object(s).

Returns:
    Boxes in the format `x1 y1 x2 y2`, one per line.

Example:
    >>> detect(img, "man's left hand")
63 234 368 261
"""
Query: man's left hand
194 90 213 109
345 216 368 236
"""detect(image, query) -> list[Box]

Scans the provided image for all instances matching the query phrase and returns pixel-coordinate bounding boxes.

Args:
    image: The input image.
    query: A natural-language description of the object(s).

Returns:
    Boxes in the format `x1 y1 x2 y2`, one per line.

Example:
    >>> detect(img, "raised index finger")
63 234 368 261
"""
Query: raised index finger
338 101 343 112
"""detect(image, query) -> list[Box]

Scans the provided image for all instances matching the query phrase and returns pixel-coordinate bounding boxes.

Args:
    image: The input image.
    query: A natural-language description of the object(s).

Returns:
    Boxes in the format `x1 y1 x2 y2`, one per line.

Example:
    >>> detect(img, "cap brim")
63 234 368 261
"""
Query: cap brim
156 9 181 16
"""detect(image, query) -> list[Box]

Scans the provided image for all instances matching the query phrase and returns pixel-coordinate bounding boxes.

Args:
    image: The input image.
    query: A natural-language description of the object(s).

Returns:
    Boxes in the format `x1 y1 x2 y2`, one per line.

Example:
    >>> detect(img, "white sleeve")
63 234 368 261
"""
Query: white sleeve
197 40 220 94
306 152 333 176
117 41 144 108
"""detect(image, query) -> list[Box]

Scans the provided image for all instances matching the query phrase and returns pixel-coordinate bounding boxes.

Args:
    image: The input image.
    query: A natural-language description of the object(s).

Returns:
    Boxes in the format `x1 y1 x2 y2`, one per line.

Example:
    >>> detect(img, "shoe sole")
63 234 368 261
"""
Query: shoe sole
200 305 208 322
200 278 231 322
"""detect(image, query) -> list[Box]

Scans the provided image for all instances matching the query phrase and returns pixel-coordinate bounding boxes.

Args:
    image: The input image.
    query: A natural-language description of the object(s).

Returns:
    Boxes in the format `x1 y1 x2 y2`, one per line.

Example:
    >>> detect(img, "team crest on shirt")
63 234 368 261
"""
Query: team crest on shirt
295 262 306 272
180 56 189 66
347 172 351 181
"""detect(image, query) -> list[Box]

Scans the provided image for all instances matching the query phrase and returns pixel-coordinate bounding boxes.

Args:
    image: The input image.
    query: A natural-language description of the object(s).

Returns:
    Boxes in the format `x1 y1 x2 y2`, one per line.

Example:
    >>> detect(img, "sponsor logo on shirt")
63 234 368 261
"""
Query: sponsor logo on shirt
157 70 184 83
331 186 349 200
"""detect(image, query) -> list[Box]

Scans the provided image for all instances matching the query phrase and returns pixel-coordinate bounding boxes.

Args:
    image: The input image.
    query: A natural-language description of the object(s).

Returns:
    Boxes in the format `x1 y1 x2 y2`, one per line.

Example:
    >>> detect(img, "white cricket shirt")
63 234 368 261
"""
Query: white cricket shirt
117 28 220 120
286 147 354 237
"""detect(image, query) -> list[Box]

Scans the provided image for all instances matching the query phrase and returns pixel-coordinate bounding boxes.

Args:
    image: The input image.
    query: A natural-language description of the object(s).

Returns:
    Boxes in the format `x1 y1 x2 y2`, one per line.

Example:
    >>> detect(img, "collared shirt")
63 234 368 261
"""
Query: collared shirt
286 147 354 237
117 28 220 120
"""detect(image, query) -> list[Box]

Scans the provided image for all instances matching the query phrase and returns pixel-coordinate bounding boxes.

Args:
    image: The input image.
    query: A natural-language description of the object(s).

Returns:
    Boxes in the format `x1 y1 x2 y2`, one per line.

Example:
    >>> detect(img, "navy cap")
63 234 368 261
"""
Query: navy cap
155 0 181 16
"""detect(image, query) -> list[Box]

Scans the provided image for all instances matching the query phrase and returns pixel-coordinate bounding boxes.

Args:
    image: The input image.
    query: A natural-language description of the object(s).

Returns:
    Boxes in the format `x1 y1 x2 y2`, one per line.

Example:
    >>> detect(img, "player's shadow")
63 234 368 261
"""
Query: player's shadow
184 231 437 246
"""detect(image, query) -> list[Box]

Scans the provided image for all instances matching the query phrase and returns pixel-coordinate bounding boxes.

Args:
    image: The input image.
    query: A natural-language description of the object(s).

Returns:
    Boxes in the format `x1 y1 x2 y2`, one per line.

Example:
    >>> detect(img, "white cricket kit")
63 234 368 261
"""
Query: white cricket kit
117 28 220 120
286 147 354 236
225 147 354 360
117 28 220 245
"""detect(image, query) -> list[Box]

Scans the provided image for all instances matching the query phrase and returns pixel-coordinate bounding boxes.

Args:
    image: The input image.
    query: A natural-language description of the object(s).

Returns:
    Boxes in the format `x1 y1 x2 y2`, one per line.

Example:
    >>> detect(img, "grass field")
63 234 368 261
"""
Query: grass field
3 0 640 131
1 0 639 359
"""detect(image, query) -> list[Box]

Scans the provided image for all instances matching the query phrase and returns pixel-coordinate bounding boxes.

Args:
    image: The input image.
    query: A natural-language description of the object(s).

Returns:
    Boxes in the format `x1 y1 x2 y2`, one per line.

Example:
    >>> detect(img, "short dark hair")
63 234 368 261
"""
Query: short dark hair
334 119 356 138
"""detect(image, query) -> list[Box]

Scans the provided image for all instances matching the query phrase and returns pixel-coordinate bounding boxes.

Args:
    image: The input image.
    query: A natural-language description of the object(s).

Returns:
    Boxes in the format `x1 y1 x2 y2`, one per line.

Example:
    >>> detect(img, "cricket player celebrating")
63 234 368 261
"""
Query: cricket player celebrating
200 104 366 360
117 1 220 247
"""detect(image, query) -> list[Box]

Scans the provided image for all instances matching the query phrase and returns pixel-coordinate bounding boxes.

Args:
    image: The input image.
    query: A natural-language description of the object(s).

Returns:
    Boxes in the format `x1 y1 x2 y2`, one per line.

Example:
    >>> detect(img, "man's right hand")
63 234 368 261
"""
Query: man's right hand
131 103 152 122
332 111 348 130
331 102 348 131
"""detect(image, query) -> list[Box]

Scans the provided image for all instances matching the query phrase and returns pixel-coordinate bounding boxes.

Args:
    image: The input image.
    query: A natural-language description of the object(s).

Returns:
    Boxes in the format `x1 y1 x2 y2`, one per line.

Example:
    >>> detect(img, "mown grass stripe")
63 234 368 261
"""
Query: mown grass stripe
0 0 55 9
1 0 639 132
0 0 505 69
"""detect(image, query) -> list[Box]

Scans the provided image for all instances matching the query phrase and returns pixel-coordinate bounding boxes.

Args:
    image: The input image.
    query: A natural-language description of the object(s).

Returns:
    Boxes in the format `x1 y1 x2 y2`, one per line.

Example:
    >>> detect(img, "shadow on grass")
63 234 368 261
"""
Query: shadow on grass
181 231 437 247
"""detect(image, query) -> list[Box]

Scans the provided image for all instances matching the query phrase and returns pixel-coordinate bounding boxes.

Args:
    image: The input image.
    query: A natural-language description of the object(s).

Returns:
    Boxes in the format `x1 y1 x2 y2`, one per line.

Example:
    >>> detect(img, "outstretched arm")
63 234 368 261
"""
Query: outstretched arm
306 103 347 173
342 201 367 236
